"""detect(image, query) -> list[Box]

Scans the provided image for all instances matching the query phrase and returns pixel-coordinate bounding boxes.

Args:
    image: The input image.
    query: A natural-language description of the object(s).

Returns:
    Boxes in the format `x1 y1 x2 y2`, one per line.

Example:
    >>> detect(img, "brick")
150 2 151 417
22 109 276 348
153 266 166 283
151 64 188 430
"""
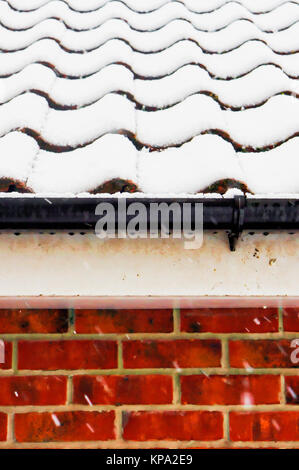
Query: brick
181 375 280 405
123 339 221 369
230 411 299 441
0 413 7 441
18 340 117 370
229 340 297 368
283 308 299 332
73 375 173 405
0 309 68 334
15 411 115 442
0 376 67 406
285 376 299 404
0 341 12 370
123 411 223 441
75 309 173 334
181 308 278 333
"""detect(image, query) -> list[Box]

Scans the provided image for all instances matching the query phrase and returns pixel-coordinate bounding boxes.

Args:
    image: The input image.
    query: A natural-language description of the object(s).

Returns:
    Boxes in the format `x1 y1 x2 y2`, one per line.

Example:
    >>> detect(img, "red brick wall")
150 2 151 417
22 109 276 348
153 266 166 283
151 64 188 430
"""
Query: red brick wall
0 307 298 448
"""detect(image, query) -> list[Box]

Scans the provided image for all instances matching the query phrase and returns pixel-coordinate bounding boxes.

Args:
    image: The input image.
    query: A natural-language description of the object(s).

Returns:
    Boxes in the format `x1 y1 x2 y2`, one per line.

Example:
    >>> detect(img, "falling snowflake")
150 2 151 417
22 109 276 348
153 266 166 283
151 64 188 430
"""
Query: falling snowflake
84 394 93 406
51 414 61 427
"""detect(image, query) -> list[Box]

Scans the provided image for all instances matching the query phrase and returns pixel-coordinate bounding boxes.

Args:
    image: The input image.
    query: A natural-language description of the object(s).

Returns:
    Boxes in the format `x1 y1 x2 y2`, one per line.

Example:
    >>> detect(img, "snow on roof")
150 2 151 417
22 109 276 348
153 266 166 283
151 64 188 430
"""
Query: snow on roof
0 0 299 196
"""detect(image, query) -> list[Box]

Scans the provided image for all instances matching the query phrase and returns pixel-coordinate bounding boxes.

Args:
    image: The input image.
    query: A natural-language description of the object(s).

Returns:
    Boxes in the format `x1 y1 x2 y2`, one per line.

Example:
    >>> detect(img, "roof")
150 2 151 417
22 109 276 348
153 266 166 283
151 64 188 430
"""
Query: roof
0 0 299 196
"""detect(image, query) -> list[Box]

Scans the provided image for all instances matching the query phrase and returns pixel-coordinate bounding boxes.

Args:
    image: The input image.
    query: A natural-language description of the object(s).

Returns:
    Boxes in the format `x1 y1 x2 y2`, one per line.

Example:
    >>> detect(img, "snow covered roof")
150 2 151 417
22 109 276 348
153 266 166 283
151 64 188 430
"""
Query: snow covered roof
0 0 299 196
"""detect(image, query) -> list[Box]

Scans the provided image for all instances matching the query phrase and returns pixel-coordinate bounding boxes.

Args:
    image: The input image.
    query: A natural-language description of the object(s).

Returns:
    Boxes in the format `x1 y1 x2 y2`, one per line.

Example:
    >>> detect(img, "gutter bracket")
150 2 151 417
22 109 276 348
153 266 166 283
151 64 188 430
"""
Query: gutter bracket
228 195 246 252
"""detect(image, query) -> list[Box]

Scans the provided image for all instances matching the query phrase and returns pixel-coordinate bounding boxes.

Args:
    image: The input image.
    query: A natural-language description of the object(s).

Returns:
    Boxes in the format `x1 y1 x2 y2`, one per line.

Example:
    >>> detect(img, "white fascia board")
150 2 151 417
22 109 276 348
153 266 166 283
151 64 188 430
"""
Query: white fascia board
0 231 297 307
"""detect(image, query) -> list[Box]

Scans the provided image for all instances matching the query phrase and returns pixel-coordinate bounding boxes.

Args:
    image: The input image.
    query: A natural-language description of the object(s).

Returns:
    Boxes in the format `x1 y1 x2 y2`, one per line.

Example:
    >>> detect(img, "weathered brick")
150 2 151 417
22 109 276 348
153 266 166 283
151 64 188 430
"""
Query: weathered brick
0 376 67 406
18 340 117 370
181 308 278 333
230 411 299 441
181 375 280 405
0 305 298 449
75 309 173 334
283 308 299 332
123 339 221 369
285 376 299 404
15 411 115 442
122 411 223 441
0 341 12 370
0 309 68 334
73 375 173 405
229 340 297 368
0 413 7 441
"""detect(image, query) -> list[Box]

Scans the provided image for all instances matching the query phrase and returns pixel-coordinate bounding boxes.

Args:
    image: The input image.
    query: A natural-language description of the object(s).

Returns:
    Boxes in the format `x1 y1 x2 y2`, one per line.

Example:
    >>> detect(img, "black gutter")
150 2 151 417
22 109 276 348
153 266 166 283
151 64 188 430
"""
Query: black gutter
0 196 298 250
